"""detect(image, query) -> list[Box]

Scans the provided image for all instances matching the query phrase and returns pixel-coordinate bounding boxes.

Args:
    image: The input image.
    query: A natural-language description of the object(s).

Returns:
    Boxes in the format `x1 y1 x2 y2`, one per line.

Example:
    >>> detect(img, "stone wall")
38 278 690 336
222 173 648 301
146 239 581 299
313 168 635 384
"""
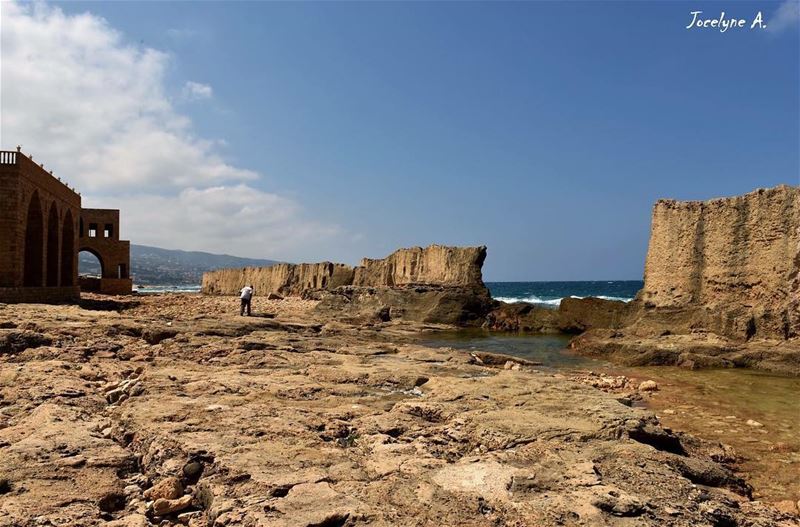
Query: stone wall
201 262 356 297
0 286 80 304
353 245 486 287
201 245 487 297
638 185 799 340
0 149 82 303
79 208 133 294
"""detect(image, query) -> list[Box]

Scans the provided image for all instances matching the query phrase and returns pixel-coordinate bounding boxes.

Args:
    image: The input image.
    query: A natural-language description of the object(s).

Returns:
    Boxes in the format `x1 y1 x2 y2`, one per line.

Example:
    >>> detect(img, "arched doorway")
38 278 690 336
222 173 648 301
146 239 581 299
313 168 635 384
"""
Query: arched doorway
79 249 104 277
46 204 59 286
61 210 75 286
23 191 44 287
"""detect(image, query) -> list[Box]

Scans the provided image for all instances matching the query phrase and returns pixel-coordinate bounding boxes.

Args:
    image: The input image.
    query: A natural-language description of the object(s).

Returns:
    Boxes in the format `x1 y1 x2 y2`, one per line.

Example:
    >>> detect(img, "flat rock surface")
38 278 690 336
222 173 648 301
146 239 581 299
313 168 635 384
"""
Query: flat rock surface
0 294 796 526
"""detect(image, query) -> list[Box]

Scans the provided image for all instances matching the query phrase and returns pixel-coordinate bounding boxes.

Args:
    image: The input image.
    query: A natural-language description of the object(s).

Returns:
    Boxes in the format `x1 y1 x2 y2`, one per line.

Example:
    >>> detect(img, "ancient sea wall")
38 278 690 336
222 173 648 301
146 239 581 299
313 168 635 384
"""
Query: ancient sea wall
638 185 800 340
201 262 355 297
353 245 486 287
201 245 488 297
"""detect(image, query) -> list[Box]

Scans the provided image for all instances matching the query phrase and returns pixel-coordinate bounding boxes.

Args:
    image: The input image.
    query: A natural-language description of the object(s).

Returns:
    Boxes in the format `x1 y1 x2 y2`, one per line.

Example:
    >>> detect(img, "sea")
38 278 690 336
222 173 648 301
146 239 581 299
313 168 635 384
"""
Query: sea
134 285 202 294
134 280 644 303
485 280 642 307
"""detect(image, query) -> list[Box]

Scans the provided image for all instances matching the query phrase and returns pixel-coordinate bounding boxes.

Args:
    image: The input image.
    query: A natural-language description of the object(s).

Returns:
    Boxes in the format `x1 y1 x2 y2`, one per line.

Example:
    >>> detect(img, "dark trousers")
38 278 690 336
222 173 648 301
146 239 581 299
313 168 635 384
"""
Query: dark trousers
240 298 251 316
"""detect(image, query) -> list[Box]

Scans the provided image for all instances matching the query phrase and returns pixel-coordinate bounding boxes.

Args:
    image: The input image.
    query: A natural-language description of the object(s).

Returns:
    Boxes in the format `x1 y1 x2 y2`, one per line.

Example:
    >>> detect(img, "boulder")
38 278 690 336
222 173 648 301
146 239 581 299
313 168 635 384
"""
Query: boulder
314 285 493 326
144 476 183 501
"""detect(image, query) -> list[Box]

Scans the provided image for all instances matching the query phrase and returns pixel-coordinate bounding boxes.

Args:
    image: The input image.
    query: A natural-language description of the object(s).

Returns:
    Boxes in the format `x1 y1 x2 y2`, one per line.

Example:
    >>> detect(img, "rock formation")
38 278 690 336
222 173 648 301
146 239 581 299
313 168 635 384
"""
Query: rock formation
0 294 793 526
484 297 633 334
571 185 800 374
353 245 486 287
638 185 799 340
202 245 492 325
201 262 354 297
315 284 494 326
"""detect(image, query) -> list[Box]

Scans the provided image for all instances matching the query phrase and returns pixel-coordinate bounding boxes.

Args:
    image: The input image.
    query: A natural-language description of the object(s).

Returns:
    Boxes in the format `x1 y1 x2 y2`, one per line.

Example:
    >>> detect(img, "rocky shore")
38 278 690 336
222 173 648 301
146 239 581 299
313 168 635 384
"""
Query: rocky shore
1 294 798 526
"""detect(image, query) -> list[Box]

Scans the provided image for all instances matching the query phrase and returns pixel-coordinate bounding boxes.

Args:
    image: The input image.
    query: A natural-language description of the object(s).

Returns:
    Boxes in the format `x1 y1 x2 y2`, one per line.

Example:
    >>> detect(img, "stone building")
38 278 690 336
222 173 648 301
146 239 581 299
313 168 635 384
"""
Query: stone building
0 148 132 303
78 209 132 295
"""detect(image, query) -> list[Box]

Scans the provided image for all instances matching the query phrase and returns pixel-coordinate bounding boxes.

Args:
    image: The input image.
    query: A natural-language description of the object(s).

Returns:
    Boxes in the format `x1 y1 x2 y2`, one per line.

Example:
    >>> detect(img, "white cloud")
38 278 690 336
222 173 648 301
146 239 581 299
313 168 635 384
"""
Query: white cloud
768 0 800 33
0 1 345 260
84 186 341 258
182 81 213 101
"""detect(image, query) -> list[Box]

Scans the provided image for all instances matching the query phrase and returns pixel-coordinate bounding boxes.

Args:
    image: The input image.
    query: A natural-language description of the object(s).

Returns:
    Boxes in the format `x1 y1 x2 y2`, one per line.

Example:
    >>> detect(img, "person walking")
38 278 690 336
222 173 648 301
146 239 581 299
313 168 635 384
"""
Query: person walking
240 284 254 316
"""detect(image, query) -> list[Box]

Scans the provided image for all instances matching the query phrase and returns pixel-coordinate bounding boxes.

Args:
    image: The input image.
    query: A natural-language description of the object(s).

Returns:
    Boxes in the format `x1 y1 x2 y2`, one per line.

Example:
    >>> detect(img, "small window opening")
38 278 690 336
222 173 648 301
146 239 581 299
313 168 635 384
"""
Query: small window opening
88 223 98 238
118 263 128 279
104 224 113 238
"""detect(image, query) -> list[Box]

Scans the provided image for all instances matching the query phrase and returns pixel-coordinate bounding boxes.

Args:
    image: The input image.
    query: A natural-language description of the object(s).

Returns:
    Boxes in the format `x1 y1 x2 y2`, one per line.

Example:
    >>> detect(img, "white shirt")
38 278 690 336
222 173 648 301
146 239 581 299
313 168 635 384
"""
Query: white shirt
240 286 254 300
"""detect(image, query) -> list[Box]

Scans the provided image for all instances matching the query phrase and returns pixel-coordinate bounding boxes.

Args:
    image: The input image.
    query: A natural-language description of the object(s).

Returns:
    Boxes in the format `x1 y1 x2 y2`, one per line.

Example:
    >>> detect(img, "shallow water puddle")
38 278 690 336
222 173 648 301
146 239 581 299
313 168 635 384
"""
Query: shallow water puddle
615 366 800 503
418 331 800 503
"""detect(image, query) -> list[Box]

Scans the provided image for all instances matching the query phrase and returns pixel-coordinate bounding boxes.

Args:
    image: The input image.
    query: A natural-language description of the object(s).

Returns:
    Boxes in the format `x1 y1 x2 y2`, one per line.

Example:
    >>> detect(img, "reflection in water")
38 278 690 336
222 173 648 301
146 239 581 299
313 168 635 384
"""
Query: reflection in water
418 329 608 370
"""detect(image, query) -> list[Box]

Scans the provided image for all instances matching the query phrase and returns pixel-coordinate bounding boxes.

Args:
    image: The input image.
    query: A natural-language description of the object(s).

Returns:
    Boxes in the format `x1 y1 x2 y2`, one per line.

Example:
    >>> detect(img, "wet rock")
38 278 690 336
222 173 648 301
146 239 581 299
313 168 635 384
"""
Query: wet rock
668 456 751 497
144 476 183 501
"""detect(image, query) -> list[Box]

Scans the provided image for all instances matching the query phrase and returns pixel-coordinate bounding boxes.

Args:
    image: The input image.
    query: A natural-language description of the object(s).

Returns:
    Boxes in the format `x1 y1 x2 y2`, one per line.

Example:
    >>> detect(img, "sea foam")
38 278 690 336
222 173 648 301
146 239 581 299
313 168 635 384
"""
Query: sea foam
493 294 633 306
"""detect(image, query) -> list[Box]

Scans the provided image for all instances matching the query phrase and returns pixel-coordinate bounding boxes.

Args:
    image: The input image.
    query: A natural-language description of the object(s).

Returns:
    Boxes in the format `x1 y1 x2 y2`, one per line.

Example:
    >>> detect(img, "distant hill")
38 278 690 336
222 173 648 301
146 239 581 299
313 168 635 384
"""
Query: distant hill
79 244 280 285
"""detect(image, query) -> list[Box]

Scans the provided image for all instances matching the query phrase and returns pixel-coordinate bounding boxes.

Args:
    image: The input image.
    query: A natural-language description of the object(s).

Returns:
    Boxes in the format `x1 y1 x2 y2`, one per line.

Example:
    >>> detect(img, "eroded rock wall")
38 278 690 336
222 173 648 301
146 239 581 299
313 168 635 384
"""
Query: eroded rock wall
202 245 488 296
639 185 800 340
353 245 487 287
201 262 355 297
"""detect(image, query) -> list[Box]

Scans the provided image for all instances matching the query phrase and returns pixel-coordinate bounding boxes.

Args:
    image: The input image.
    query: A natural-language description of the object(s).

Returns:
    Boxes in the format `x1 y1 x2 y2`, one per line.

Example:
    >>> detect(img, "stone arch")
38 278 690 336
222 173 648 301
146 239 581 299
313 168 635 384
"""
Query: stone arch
61 210 75 286
46 203 60 286
78 247 104 277
23 191 44 287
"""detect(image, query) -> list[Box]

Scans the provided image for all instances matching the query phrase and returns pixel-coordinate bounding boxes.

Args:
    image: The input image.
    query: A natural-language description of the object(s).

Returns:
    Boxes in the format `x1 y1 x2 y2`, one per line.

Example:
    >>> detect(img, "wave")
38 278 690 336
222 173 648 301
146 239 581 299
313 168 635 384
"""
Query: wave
493 294 634 306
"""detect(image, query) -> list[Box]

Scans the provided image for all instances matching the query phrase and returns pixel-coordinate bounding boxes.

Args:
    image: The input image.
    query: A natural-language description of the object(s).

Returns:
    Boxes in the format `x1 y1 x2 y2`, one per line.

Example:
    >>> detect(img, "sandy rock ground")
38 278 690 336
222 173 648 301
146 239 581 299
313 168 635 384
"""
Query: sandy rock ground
0 294 797 526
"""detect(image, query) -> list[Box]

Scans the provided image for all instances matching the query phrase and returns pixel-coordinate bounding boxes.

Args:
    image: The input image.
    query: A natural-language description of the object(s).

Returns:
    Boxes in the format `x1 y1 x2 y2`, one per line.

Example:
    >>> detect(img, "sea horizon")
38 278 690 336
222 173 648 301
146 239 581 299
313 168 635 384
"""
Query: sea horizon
134 279 644 306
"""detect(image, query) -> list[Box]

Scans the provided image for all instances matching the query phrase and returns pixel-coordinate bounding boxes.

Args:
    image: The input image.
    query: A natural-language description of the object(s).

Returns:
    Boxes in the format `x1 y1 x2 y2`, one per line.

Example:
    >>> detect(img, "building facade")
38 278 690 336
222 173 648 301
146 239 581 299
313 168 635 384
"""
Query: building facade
0 148 132 303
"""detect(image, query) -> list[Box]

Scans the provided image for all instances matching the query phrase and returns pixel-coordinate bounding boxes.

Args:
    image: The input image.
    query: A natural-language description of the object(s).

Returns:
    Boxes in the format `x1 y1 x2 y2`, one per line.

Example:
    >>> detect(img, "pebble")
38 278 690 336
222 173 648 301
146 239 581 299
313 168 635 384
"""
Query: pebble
143 476 183 501
183 460 203 479
638 380 658 392
662 409 675 415
746 419 764 428
151 494 192 516
177 510 201 524
124 484 142 497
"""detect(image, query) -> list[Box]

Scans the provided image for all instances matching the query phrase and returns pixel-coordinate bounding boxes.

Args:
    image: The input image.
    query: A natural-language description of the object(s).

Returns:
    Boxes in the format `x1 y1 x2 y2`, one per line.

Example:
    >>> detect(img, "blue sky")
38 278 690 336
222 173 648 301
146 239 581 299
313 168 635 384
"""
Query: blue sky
2 1 798 280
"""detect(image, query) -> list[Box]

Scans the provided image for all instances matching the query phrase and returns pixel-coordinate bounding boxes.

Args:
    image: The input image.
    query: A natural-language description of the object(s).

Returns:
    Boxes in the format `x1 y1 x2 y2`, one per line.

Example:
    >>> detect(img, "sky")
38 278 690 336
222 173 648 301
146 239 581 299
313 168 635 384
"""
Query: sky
1 1 798 281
